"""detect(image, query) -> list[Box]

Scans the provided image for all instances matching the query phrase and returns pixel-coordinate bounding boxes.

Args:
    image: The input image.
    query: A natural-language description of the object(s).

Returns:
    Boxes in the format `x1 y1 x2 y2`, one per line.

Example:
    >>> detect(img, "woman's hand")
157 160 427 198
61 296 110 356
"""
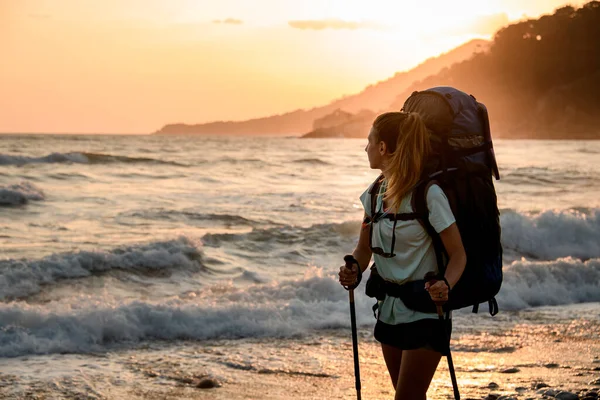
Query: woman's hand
425 280 449 302
339 263 359 288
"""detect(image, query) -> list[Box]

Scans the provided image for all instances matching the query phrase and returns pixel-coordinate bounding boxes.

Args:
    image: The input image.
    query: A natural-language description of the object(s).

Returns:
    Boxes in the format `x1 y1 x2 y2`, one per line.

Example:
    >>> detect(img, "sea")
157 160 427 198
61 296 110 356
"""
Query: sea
1 134 599 400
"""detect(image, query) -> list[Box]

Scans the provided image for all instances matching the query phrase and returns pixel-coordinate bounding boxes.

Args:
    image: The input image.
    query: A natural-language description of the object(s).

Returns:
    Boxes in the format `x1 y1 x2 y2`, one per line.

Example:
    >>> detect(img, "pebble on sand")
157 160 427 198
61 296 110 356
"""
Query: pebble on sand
555 391 579 400
192 377 221 389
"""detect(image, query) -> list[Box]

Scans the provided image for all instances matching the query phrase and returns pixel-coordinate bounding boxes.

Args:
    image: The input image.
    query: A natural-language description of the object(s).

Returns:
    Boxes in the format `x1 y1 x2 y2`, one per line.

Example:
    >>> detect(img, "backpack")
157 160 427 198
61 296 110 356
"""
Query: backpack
367 86 503 316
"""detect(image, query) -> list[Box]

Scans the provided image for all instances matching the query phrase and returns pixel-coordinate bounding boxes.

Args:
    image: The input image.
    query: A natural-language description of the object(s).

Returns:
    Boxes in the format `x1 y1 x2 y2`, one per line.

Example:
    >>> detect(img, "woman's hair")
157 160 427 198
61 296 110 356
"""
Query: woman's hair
372 111 431 211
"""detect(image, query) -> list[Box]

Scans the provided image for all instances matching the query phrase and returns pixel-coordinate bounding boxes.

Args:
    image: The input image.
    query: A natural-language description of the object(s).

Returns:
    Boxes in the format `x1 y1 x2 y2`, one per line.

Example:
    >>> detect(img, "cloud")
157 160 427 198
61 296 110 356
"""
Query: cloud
212 18 243 25
288 18 378 31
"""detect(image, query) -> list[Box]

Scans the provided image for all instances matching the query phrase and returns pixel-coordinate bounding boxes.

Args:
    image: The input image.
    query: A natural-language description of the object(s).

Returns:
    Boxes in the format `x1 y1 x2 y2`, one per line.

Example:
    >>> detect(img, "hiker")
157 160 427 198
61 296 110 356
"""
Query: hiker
338 111 467 400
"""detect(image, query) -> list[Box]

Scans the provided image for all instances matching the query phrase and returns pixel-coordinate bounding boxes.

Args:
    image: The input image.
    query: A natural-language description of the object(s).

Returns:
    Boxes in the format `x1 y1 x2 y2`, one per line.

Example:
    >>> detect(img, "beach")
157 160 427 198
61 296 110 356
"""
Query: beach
1 135 599 399
2 308 599 399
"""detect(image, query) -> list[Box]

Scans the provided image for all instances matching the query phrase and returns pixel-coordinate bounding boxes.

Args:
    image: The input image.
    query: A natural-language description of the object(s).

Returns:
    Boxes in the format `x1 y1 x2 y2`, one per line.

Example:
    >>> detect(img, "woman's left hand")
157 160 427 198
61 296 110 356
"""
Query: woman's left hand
425 280 449 302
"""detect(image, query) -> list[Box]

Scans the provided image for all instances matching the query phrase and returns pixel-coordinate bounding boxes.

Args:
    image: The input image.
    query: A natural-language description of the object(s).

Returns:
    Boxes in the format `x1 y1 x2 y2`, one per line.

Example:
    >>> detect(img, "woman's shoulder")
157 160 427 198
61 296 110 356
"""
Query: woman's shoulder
425 183 447 201
360 176 384 209
367 175 385 192
424 182 456 231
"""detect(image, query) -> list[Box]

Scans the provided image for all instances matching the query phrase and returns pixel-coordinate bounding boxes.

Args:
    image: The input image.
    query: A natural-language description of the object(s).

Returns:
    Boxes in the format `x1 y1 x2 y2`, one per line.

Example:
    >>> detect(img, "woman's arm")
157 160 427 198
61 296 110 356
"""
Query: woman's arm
339 213 372 287
425 222 466 300
439 223 466 289
352 213 373 273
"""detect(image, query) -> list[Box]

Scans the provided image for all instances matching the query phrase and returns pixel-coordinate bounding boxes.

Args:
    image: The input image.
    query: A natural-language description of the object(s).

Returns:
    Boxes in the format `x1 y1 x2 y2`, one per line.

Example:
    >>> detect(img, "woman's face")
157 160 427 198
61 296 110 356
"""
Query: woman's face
365 127 385 169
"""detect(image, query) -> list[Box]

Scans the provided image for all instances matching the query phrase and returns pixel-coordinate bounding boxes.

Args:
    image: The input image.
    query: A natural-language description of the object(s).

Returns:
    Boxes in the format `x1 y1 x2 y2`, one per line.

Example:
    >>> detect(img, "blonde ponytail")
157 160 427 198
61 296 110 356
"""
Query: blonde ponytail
372 111 431 211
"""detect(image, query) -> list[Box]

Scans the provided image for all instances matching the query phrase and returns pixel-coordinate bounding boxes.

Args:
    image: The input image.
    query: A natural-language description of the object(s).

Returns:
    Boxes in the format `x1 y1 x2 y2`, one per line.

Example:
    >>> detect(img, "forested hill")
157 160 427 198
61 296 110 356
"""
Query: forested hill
390 1 600 139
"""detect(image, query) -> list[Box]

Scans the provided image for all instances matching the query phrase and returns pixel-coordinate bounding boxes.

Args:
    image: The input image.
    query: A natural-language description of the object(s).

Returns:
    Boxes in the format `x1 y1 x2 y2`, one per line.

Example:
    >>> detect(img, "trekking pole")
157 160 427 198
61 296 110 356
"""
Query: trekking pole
343 255 362 400
426 273 460 400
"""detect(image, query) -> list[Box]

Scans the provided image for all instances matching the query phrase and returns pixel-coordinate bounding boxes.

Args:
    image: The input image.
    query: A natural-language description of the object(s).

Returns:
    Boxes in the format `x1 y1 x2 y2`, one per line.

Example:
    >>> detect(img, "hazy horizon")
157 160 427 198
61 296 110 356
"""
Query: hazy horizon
1 0 586 134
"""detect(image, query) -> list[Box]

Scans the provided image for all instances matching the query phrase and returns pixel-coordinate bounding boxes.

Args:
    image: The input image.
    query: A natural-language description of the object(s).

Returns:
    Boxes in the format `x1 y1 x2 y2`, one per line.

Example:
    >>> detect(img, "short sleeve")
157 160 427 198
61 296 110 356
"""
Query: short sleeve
426 184 456 233
360 187 372 218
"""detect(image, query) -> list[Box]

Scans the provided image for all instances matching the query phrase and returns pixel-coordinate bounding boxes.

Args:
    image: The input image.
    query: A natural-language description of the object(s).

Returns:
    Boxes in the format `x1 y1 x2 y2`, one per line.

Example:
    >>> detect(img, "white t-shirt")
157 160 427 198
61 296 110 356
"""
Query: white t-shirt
360 180 456 324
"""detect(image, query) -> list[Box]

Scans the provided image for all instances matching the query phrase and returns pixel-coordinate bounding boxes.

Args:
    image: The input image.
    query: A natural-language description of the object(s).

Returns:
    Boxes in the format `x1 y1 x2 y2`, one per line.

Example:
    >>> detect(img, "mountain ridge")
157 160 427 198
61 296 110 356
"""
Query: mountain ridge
154 39 488 136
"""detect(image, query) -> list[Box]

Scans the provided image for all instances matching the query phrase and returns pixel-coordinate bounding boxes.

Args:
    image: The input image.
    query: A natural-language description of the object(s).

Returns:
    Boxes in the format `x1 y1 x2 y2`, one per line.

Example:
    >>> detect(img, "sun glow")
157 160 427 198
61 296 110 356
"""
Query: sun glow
1 0 586 133
313 0 506 36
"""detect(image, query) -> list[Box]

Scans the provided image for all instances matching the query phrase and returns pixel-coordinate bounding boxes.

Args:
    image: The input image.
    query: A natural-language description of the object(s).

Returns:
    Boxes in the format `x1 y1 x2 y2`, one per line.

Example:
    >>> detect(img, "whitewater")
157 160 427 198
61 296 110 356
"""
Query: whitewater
1 134 599 399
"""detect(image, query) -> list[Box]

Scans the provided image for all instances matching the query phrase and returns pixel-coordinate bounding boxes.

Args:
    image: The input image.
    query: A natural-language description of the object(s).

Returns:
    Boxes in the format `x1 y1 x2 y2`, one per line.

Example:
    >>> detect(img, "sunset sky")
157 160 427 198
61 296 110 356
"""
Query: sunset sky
0 0 586 133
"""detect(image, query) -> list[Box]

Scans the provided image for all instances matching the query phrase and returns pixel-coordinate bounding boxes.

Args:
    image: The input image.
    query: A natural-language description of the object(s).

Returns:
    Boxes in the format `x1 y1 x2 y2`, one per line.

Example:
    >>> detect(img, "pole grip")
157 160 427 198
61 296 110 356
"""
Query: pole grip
424 271 446 311
343 255 361 291
344 255 356 270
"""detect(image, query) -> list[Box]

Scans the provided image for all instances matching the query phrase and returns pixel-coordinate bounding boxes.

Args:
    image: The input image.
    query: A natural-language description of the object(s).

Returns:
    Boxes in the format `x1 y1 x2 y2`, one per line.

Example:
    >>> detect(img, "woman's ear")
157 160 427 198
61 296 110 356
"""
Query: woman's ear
379 141 387 155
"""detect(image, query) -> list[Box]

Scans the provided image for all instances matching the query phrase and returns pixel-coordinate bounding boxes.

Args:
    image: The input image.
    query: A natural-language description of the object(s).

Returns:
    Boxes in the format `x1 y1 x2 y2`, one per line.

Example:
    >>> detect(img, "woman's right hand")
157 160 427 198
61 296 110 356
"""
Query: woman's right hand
338 264 359 287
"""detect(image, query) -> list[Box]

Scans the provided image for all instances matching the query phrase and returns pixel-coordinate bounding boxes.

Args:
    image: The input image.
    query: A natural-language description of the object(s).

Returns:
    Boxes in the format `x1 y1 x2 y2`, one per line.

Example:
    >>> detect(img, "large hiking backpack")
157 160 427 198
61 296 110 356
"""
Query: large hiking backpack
368 86 503 316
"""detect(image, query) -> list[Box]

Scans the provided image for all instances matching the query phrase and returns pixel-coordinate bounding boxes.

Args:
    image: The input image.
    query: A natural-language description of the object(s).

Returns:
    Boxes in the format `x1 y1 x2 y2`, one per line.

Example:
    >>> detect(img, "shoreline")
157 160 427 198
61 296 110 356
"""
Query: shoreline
1 315 599 400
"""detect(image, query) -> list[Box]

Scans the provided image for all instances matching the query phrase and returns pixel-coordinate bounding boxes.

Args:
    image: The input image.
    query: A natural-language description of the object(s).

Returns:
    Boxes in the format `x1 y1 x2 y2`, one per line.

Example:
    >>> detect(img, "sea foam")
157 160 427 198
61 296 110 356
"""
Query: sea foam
501 209 600 260
1 258 599 357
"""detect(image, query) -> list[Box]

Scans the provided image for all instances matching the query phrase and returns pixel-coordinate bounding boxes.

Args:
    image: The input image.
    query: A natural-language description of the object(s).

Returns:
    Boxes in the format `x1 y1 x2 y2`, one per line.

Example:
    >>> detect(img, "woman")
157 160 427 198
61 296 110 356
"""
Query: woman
338 111 466 400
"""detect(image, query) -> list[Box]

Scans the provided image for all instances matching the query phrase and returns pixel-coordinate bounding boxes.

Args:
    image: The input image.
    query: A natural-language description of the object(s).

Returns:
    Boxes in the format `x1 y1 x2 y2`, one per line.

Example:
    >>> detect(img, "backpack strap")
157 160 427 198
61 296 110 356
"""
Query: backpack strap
367 174 426 224
365 174 384 225
412 180 448 276
472 299 499 316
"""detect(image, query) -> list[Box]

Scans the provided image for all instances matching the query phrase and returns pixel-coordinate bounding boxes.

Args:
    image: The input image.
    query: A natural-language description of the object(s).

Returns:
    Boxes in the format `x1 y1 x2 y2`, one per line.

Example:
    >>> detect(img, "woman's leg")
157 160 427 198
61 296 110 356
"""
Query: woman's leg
394 348 441 400
381 343 403 388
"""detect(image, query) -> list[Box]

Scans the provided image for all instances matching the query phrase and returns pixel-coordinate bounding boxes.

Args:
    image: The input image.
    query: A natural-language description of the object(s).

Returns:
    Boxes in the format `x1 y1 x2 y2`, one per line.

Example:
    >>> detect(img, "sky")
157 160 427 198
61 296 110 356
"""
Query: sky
0 0 586 133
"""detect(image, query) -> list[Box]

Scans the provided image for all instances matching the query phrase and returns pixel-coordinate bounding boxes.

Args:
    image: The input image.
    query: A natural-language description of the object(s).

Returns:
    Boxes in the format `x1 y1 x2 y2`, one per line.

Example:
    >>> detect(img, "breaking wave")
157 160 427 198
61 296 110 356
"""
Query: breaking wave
0 238 205 301
1 258 599 357
498 257 600 310
501 208 600 260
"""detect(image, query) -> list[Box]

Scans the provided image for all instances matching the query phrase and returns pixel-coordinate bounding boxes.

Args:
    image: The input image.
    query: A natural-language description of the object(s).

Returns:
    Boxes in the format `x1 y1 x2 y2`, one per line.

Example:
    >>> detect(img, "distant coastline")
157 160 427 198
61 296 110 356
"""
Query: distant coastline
153 39 488 137
154 2 600 141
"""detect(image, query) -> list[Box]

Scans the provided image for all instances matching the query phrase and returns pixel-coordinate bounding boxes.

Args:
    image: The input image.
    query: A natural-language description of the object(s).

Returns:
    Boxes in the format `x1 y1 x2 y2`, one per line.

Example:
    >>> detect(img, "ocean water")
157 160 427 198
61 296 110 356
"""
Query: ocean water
1 134 599 399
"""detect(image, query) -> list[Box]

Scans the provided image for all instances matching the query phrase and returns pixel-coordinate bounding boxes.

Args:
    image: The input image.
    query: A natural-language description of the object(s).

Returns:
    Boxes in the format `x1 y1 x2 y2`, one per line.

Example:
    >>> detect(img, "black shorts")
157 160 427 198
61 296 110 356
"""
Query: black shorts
374 317 452 355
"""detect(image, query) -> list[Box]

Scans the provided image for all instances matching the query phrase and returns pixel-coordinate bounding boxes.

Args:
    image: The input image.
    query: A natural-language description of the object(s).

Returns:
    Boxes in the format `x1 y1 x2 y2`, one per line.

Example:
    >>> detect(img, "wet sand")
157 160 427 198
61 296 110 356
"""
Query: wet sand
1 320 599 400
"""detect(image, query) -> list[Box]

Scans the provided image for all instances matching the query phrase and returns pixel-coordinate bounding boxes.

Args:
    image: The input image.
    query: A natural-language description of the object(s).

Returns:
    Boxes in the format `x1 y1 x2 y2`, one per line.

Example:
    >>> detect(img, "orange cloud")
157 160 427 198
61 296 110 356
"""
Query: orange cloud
212 18 243 25
288 18 378 30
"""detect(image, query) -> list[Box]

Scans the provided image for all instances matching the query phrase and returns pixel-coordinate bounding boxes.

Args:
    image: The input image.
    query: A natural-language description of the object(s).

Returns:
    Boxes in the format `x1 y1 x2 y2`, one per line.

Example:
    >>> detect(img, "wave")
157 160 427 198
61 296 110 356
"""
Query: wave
218 157 266 165
202 221 358 251
501 166 595 186
292 158 331 166
0 237 206 301
0 152 186 166
1 258 599 357
501 209 600 260
201 210 600 261
118 209 270 227
0 270 364 357
0 182 45 206
498 257 600 310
